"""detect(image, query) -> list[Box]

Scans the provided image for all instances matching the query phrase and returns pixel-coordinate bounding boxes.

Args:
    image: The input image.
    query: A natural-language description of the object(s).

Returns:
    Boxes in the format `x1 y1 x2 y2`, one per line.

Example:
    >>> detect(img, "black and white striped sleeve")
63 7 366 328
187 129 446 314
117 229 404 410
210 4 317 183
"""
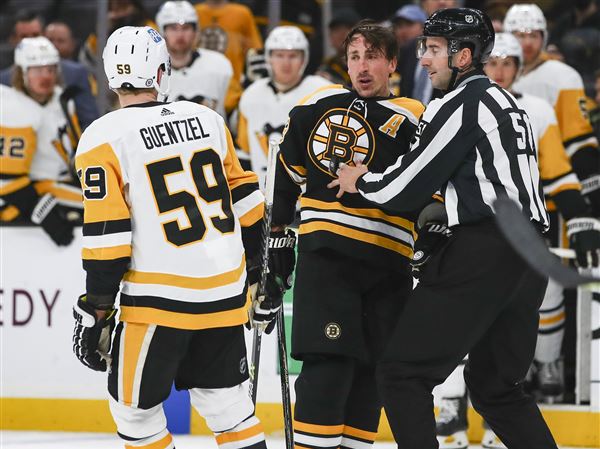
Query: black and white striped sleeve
357 92 479 212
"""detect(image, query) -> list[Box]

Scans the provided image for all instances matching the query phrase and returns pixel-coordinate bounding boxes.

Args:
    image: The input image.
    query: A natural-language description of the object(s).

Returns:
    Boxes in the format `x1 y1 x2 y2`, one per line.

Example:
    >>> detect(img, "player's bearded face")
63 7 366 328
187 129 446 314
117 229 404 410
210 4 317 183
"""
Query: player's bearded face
484 57 518 90
165 23 197 54
419 37 452 90
270 49 304 87
26 65 57 100
347 35 396 98
513 31 543 64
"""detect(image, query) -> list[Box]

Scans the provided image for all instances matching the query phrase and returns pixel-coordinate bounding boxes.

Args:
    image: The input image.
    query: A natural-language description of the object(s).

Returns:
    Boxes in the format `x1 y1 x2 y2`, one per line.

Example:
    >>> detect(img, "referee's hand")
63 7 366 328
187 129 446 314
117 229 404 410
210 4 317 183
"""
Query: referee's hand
327 161 368 198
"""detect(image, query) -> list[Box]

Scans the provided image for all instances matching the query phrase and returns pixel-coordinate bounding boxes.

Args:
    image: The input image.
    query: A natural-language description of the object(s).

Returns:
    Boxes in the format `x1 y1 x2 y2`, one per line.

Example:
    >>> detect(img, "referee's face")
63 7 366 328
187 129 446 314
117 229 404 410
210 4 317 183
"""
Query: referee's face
347 34 397 98
419 37 452 90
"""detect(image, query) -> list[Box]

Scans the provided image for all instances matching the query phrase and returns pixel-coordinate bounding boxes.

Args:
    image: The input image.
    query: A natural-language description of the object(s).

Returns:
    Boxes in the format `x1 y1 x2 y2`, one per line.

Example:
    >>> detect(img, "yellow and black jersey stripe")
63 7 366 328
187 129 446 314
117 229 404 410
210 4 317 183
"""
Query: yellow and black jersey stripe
299 197 415 260
119 290 248 330
223 126 264 228
538 121 583 215
76 142 132 295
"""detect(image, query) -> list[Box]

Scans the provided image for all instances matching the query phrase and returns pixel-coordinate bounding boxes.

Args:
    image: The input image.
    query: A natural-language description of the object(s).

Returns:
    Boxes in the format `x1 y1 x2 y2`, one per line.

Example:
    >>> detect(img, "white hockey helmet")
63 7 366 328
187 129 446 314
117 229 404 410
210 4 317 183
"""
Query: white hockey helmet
265 26 310 75
103 26 171 99
155 1 198 34
490 32 523 69
503 4 547 46
15 36 60 71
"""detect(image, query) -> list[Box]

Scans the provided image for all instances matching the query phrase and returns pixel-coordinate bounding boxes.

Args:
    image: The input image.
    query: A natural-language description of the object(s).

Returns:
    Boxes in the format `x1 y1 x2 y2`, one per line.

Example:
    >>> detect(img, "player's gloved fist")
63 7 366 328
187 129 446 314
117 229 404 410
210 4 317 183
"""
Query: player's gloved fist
245 48 268 83
411 221 452 278
268 229 297 290
250 273 284 334
566 217 600 268
31 193 74 246
73 295 116 372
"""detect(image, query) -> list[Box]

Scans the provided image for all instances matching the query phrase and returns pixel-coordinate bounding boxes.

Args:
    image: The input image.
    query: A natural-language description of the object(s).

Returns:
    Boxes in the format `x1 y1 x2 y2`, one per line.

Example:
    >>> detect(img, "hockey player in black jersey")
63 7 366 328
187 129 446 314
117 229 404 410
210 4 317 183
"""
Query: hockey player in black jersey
271 21 426 449
332 8 560 449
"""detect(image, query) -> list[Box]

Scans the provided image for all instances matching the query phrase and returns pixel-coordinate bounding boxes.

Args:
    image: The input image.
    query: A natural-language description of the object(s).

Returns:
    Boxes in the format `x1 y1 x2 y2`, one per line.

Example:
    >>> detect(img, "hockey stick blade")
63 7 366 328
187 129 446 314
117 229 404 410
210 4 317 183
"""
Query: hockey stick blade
493 197 600 288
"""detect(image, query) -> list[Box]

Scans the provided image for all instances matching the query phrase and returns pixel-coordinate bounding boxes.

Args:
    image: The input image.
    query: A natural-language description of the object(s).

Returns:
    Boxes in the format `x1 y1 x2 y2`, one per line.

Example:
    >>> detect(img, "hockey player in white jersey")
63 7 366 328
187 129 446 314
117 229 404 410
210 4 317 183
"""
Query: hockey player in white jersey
505 4 600 211
71 26 271 449
434 32 600 449
157 0 233 118
237 25 330 187
1 36 80 243
504 2 600 401
0 84 74 245
12 37 83 219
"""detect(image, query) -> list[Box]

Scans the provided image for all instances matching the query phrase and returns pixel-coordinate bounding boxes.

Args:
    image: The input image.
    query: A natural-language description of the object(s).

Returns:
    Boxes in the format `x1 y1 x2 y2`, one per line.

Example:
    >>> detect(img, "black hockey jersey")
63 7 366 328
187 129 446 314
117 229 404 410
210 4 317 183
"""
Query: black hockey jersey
273 85 426 269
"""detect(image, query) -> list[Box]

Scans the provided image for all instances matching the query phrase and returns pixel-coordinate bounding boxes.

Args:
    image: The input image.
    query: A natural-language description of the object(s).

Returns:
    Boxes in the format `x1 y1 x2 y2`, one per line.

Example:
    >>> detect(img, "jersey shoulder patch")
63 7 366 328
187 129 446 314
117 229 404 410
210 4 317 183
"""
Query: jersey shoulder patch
378 97 425 125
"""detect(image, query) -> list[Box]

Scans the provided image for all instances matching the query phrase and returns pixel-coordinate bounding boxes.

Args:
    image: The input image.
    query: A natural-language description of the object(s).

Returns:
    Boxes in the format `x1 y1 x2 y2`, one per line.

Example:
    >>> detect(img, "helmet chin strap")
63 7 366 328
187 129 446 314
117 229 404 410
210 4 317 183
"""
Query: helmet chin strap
444 54 475 92
154 65 171 102
446 65 460 92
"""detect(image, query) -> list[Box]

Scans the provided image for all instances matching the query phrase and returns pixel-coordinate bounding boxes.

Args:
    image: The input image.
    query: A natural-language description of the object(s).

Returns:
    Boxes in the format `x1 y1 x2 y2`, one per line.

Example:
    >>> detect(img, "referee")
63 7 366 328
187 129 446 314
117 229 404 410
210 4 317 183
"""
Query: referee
330 8 560 449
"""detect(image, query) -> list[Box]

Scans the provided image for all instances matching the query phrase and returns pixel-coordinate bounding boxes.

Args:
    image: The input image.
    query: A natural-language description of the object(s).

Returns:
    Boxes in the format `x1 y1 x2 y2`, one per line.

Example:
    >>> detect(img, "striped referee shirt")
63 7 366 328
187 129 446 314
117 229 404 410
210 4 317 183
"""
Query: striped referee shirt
357 70 550 230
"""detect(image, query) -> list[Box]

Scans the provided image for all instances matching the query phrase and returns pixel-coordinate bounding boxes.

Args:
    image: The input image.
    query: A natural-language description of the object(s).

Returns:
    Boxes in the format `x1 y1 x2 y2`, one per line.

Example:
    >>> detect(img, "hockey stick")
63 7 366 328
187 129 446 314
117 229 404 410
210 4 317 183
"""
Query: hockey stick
249 139 279 405
276 299 294 449
493 197 600 288
59 85 83 180
59 85 82 147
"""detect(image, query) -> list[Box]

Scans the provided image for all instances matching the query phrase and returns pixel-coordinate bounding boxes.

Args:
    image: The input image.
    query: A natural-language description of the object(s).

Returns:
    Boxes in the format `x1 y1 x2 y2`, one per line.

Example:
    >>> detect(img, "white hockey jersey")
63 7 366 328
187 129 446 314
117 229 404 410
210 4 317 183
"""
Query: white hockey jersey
167 49 233 119
0 85 60 220
237 75 331 188
1 85 49 189
30 86 77 181
28 86 83 210
515 92 581 210
75 100 264 330
513 58 598 157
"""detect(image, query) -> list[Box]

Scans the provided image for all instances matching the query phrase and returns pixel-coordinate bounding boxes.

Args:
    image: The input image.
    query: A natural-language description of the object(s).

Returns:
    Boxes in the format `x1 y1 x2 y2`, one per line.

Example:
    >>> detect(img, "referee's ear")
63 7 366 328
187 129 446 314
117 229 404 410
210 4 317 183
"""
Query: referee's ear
454 47 473 71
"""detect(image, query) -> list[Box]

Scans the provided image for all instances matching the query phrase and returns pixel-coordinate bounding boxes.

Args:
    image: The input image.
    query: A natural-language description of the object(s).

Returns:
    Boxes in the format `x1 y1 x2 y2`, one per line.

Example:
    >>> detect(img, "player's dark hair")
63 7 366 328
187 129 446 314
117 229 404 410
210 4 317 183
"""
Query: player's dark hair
343 20 398 62
14 9 44 26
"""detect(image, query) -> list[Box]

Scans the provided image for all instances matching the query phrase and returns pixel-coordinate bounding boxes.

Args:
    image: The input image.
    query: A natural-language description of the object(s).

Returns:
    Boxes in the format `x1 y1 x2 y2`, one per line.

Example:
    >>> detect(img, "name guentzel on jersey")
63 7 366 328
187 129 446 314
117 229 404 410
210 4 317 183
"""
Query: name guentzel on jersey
139 115 210 150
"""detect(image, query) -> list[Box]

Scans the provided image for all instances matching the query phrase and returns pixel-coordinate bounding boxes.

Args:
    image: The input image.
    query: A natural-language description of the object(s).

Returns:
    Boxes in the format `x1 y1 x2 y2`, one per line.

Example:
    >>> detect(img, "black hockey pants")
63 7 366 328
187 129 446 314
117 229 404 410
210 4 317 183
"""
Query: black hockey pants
377 220 558 449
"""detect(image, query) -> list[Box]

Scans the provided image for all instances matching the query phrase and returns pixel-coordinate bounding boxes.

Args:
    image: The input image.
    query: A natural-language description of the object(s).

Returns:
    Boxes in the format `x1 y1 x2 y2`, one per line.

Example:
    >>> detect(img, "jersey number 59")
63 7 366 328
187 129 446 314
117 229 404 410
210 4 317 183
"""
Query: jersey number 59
146 148 235 247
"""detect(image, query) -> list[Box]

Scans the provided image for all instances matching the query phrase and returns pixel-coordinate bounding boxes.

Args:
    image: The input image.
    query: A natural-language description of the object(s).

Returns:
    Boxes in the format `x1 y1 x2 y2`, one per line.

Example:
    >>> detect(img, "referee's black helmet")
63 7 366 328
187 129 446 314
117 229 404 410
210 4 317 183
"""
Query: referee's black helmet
422 8 495 65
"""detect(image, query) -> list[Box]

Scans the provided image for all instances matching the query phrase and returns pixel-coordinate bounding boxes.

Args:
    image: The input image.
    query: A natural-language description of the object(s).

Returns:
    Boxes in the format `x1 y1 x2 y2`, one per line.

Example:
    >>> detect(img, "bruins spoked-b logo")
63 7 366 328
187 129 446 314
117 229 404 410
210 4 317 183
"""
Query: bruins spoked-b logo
308 108 375 176
325 322 342 340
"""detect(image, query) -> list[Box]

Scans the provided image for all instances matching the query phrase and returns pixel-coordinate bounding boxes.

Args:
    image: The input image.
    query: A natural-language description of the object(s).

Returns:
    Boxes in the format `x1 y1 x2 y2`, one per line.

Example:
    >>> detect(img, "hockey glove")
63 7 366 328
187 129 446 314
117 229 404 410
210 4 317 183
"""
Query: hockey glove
581 174 600 217
73 295 116 372
250 273 284 334
566 217 600 268
268 229 297 290
245 48 268 83
411 222 452 278
31 193 74 246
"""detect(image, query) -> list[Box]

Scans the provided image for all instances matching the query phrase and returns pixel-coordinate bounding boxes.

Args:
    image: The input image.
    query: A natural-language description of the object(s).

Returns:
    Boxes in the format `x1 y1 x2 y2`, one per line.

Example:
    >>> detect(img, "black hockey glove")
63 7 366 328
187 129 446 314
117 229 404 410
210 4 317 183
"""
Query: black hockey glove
411 222 452 278
566 217 600 268
73 295 116 372
250 273 284 334
581 175 600 217
268 229 297 290
31 193 74 246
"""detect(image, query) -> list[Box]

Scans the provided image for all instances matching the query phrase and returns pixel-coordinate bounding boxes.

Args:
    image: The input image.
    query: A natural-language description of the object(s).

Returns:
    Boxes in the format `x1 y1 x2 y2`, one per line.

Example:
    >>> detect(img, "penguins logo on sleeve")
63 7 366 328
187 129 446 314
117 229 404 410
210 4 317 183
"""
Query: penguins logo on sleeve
307 108 376 177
